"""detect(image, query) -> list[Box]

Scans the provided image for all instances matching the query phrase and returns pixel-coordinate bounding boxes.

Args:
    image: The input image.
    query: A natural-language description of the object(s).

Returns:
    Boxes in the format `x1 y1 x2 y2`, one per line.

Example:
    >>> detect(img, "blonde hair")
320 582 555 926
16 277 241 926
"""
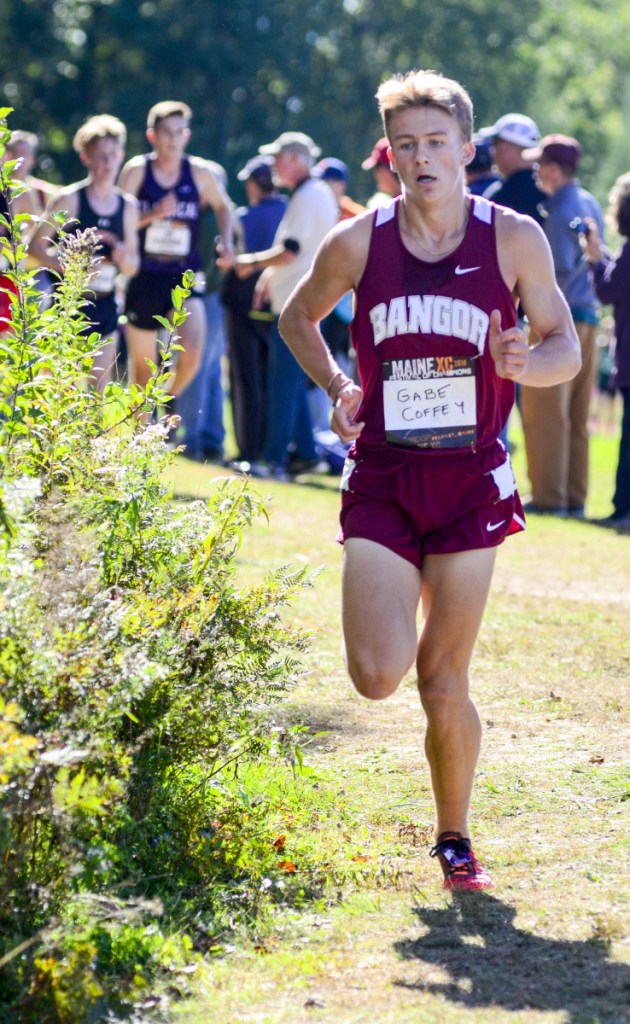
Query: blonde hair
7 130 38 154
147 101 192 131
377 70 473 142
73 114 126 154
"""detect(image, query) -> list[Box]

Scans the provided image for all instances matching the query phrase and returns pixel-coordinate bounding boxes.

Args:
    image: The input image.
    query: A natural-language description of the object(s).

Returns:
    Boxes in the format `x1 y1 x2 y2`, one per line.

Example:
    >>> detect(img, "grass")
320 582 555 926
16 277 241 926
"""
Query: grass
164 423 629 1024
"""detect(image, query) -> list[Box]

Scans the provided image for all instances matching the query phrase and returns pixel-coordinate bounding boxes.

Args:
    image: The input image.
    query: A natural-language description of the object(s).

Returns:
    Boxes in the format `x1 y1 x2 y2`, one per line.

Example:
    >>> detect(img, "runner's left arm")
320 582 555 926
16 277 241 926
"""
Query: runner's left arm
198 165 234 265
113 195 140 278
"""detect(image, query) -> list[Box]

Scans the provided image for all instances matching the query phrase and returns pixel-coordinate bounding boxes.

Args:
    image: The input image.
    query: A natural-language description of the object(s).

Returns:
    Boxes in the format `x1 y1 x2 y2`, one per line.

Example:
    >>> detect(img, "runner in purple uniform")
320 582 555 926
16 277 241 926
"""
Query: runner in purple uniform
118 102 233 397
279 70 581 891
28 115 139 391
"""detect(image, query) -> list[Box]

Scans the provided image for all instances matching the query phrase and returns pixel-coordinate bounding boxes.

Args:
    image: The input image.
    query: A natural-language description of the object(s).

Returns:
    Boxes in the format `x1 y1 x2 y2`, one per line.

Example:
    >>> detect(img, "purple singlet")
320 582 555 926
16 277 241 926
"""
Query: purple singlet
136 155 202 274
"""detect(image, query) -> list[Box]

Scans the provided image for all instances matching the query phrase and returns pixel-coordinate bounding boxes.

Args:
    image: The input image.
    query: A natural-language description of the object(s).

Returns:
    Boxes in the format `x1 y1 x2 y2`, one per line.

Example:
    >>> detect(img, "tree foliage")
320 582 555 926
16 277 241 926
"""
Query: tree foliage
2 0 628 203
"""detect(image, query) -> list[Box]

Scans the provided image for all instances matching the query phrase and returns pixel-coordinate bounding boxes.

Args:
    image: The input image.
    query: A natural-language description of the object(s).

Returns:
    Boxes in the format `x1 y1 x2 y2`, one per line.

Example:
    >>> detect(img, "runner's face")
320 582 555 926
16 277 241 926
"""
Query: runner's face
387 106 473 203
82 136 124 183
6 141 35 178
150 116 190 160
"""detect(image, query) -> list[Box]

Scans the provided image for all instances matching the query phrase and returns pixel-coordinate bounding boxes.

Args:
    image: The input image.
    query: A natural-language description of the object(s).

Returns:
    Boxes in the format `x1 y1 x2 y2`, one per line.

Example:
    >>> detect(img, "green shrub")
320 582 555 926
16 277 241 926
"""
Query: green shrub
0 118 321 1022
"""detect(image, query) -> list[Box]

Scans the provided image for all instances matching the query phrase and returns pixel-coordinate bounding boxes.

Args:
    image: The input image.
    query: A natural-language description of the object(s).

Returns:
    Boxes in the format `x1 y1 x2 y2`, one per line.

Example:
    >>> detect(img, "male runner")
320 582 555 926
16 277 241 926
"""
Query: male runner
4 131 58 216
28 114 139 390
278 70 581 890
4 130 59 306
118 101 233 396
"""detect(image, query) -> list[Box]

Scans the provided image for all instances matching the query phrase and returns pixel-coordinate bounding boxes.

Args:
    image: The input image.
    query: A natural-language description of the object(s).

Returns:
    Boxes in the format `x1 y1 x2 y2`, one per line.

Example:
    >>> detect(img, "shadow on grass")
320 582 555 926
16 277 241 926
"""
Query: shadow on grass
394 891 629 1023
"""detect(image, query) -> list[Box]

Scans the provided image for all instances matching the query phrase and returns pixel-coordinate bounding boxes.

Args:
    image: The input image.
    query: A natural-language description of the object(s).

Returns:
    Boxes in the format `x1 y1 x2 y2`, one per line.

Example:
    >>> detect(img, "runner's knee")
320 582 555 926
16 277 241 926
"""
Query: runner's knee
345 654 403 701
418 669 470 722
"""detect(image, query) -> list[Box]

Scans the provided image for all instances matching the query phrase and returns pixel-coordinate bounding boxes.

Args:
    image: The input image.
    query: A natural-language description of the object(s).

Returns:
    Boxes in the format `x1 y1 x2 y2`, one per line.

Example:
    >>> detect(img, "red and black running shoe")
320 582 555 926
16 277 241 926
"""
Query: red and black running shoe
430 831 493 891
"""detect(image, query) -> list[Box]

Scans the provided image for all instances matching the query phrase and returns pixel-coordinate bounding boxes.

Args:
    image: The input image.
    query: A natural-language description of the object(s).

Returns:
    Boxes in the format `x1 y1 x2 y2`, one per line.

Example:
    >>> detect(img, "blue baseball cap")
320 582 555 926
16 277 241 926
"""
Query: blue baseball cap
237 155 274 184
469 134 493 173
313 157 350 183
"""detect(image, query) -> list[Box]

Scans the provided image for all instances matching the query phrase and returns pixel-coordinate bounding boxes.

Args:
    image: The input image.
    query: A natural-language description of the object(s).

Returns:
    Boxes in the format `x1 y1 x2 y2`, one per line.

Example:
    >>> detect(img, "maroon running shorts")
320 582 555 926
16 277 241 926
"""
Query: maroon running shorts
339 442 525 570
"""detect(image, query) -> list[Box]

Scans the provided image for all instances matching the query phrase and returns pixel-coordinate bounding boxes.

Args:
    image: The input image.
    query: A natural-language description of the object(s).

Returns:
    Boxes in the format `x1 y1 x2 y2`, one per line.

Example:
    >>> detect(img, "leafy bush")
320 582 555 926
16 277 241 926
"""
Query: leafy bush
0 119 321 1022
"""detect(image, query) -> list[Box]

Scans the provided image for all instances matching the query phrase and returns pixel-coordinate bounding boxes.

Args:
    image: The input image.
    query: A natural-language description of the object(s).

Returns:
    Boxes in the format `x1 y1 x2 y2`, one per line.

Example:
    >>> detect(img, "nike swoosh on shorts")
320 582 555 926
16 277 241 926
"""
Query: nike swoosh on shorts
486 519 506 532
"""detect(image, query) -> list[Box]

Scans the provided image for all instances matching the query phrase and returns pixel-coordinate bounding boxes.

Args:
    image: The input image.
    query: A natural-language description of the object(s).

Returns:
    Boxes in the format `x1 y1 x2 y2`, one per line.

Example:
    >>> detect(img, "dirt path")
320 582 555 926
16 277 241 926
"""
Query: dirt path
181 519 630 1024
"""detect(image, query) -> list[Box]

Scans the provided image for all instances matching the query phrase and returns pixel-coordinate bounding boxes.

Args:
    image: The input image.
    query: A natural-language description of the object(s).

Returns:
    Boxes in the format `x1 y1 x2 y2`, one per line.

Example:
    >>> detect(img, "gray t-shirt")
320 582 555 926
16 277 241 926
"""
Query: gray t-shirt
268 176 338 314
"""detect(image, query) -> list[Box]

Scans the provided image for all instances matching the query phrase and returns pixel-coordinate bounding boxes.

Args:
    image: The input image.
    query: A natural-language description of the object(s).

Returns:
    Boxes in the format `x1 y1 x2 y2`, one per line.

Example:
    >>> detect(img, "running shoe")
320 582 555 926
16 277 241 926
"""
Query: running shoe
430 831 493 891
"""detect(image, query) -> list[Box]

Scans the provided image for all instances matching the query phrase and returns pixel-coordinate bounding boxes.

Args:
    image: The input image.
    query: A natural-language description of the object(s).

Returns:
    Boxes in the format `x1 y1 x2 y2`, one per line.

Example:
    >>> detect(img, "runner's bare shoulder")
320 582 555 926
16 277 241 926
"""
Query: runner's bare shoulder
118 156 147 192
493 204 549 290
321 206 378 286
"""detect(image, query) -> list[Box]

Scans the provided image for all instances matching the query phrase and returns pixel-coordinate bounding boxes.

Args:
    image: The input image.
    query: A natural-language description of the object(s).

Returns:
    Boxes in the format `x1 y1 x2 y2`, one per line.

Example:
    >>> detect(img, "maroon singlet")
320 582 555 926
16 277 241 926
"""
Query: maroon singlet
350 194 516 457
339 195 525 568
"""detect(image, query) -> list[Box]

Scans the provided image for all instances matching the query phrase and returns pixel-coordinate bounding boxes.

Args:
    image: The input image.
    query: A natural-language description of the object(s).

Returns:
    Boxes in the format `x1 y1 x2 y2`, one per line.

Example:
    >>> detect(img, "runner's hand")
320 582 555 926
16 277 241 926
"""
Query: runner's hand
233 258 258 279
252 268 272 309
155 192 178 219
489 309 529 381
331 385 364 444
215 239 235 272
111 240 127 268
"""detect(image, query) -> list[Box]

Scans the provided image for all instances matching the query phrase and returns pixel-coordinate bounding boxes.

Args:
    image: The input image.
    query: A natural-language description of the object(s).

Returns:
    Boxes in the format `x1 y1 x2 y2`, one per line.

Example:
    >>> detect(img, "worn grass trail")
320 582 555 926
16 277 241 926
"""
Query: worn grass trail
167 435 629 1024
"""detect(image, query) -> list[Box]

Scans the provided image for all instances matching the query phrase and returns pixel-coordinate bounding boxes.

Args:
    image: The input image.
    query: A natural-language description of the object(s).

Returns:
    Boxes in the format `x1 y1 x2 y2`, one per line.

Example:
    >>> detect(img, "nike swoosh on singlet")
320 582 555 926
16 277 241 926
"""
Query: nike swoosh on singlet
454 265 481 275
486 520 506 532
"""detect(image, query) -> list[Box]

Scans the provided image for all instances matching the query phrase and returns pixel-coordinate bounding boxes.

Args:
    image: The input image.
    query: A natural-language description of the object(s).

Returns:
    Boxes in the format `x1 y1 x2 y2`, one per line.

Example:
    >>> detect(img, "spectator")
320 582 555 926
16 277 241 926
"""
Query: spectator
362 137 401 210
226 131 338 480
466 131 501 196
177 158 235 463
584 172 630 528
309 157 364 432
313 158 365 220
221 156 287 463
482 114 546 450
519 134 605 517
483 113 546 223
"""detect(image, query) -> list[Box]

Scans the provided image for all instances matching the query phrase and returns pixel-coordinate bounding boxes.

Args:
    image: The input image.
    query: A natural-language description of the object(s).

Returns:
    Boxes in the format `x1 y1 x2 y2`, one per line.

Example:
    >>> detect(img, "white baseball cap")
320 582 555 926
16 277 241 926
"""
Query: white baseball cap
259 131 321 158
485 113 540 148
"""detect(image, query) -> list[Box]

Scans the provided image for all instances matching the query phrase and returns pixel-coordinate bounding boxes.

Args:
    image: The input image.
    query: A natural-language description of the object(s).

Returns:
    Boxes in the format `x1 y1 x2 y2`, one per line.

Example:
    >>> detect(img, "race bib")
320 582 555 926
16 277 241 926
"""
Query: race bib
89 261 117 294
145 219 191 258
383 355 477 449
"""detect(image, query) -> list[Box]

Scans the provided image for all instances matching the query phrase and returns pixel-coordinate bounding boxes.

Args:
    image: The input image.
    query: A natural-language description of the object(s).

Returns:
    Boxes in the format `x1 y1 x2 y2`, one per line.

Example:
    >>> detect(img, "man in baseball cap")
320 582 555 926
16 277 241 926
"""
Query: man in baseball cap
486 113 540 149
521 133 582 170
225 128 338 478
313 157 350 183
482 112 546 223
222 155 287 466
466 132 501 196
237 155 275 186
361 136 400 210
517 130 604 520
313 157 365 220
259 131 321 159
361 137 390 170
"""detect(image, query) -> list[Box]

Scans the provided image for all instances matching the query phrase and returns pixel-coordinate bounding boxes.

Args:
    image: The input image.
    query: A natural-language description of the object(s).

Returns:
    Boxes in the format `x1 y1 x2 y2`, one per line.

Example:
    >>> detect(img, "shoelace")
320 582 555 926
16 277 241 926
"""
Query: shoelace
430 832 476 878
